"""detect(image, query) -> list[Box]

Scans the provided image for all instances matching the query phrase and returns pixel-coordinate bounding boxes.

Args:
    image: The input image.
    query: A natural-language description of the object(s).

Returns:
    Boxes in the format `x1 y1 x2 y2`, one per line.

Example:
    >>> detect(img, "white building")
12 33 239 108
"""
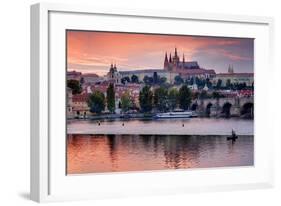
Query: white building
214 66 254 87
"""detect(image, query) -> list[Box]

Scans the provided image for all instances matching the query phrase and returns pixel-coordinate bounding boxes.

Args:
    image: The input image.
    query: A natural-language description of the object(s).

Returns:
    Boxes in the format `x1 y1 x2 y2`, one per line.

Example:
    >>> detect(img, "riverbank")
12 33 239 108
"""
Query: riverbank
68 112 253 121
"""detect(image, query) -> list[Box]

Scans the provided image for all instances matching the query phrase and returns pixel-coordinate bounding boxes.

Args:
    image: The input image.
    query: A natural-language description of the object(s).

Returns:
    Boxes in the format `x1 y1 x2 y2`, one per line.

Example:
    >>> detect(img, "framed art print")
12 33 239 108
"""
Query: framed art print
31 3 275 202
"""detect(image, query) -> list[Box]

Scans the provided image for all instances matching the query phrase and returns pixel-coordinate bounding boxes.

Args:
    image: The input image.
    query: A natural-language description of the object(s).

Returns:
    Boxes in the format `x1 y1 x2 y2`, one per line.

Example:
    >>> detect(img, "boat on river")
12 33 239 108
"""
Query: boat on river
155 111 193 119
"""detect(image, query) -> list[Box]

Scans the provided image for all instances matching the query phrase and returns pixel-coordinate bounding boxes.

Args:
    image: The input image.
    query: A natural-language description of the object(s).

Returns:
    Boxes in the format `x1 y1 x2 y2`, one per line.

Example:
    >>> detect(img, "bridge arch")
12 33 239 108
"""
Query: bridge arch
191 102 198 111
206 102 213 117
222 102 232 118
241 102 254 118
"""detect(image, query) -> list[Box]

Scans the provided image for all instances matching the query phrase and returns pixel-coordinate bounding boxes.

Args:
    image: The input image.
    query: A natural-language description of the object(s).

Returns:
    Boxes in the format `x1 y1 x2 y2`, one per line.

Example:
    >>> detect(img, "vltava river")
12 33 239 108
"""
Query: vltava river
67 118 254 174
67 118 253 135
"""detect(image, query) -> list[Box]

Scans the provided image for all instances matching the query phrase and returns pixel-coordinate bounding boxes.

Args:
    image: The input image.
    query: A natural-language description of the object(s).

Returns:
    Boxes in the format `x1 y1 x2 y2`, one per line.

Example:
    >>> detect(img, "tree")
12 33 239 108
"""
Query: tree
212 91 222 99
196 78 206 89
87 91 105 114
206 78 212 88
139 86 153 112
168 88 179 111
154 87 168 112
216 79 222 90
106 83 115 113
178 85 192 110
80 77 85 85
192 91 200 100
159 77 167 85
121 91 131 113
234 82 247 90
199 90 208 100
153 72 159 84
67 79 82 94
131 75 139 83
189 77 194 85
226 79 231 89
174 75 184 85
121 76 130 84
143 76 153 85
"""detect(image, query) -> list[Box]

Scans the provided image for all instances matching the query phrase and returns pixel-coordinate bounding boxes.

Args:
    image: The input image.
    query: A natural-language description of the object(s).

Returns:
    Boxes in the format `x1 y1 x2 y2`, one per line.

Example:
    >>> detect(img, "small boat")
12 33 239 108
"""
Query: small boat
227 130 238 141
191 111 198 118
155 111 192 119
227 136 238 141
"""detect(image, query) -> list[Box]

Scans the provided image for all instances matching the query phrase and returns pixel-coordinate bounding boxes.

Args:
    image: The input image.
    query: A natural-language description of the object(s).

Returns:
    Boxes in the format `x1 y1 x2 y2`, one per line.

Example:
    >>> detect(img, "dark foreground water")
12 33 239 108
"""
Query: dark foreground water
67 134 254 174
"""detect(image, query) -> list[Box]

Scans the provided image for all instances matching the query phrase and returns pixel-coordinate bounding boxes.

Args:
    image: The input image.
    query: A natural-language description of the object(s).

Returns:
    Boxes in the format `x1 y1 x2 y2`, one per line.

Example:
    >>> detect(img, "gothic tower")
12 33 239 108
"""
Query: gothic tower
228 64 234 73
169 53 172 63
164 52 169 70
172 47 180 65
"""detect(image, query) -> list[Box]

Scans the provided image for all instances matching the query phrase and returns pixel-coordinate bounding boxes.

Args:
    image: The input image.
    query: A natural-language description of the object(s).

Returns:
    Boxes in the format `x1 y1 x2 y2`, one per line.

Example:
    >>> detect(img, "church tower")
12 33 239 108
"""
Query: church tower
172 47 180 65
228 64 234 73
109 63 114 78
169 53 172 63
164 52 169 70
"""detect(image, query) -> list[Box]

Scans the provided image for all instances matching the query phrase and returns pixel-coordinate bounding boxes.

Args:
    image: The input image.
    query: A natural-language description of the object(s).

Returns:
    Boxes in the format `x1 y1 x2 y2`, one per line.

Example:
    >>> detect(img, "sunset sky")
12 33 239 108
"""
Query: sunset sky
67 31 254 76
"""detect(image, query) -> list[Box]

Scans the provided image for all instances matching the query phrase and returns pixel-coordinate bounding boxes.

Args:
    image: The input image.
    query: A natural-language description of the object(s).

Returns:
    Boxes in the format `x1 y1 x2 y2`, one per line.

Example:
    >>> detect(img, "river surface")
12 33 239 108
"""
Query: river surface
67 118 254 174
67 118 253 135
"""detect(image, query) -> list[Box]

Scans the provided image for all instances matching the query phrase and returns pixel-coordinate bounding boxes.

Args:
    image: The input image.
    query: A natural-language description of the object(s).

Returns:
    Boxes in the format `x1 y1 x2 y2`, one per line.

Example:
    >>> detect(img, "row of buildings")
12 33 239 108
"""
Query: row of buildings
67 80 142 118
104 48 253 87
68 48 254 87
67 48 254 117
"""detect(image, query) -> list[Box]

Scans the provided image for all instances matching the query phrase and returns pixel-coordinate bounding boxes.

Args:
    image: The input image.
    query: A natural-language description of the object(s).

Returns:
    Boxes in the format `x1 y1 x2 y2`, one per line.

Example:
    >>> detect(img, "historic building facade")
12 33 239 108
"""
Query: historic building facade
107 63 122 84
163 48 216 79
214 65 254 87
119 69 178 84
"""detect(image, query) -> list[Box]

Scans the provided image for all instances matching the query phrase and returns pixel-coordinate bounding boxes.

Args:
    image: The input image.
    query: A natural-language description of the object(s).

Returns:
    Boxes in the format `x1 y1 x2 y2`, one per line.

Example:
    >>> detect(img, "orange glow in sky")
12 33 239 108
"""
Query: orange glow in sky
67 31 254 76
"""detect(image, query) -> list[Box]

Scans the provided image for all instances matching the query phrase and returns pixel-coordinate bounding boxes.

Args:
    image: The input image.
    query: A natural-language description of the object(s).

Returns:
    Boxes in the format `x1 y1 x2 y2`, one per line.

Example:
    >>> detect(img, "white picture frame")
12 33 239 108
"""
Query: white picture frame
30 2 275 203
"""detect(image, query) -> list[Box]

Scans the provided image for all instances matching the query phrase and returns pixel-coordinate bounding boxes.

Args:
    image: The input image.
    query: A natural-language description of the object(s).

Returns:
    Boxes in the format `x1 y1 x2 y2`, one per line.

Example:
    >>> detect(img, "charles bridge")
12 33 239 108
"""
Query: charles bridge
191 96 254 118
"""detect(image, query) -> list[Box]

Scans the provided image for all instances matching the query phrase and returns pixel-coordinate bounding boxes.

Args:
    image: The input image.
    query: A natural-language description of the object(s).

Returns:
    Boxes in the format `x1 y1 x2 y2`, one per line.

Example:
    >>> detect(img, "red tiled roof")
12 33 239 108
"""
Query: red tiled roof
72 93 89 102
91 85 108 93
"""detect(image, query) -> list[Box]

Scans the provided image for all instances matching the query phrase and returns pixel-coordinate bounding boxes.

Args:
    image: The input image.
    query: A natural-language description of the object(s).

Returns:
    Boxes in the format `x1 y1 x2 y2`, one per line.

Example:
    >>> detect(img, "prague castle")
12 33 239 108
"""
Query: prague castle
106 48 217 85
164 48 216 79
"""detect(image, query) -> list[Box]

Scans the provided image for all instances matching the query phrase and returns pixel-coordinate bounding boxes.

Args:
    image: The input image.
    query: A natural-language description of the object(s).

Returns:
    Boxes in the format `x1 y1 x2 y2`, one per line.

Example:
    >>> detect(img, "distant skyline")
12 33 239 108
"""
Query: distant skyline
67 31 254 76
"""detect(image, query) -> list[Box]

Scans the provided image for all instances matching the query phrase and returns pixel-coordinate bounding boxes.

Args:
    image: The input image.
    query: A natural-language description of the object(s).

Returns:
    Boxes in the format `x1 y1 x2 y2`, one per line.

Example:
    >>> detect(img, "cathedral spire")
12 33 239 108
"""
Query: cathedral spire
164 52 168 62
228 64 234 73
174 47 178 57
169 53 172 63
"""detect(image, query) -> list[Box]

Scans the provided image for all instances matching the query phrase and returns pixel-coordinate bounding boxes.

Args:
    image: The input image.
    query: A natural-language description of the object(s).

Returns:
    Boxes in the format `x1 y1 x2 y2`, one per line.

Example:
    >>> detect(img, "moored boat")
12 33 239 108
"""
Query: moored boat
155 111 192 119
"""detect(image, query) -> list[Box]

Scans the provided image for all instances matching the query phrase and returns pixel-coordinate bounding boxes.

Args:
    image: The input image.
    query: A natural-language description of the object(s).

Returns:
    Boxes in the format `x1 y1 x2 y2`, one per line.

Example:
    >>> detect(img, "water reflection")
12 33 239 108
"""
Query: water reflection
67 134 254 174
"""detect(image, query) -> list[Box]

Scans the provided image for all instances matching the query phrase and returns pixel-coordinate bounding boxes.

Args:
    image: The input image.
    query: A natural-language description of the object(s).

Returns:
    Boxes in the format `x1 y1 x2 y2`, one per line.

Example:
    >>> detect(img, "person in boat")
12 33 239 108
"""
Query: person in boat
227 129 238 141
231 129 236 138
